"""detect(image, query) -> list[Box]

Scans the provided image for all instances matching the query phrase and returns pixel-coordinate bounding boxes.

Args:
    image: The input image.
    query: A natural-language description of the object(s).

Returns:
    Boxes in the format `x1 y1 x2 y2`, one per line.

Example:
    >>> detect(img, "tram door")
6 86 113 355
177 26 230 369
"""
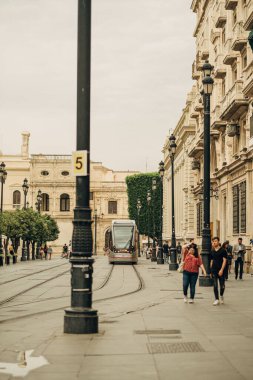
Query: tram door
105 229 111 250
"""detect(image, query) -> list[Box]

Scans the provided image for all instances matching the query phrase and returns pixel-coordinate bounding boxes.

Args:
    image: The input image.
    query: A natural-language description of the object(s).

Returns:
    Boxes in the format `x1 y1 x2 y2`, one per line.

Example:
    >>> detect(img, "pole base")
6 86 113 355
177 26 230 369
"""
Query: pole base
151 256 157 262
21 256 27 261
199 275 213 287
157 258 164 265
169 263 178 271
64 307 98 334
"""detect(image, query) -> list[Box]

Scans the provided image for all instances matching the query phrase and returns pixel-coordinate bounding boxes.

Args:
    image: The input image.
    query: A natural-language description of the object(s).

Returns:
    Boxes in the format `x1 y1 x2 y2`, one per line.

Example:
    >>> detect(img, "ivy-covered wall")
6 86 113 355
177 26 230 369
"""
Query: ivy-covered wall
126 173 162 238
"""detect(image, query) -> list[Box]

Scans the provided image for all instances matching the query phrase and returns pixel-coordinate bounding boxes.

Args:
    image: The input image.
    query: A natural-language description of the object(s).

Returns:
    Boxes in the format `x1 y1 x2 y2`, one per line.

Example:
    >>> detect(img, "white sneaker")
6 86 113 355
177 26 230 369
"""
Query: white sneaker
184 297 188 303
220 296 224 304
188 299 194 304
213 299 219 306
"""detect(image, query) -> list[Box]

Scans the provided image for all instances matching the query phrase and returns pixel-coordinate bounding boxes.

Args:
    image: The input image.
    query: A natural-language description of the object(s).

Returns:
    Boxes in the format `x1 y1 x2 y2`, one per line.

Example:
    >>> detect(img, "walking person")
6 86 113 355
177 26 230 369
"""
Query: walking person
39 246 44 260
233 237 246 280
226 240 233 275
163 241 169 262
48 245 53 260
176 242 182 263
222 241 229 280
210 237 227 306
182 246 206 304
44 244 48 260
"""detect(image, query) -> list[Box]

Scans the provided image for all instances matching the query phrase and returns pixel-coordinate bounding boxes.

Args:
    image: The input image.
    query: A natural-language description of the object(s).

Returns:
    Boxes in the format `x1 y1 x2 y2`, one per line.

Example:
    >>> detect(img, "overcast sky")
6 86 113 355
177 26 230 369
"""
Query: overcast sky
0 0 196 172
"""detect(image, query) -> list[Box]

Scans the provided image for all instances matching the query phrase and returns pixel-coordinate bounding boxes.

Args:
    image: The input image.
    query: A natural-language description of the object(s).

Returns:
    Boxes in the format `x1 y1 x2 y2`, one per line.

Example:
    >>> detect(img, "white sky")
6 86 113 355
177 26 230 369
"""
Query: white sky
0 0 196 172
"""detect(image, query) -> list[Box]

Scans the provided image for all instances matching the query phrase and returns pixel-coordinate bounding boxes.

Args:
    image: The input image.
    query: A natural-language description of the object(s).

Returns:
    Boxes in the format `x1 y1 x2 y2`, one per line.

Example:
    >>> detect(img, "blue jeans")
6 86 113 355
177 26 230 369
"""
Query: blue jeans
183 271 198 299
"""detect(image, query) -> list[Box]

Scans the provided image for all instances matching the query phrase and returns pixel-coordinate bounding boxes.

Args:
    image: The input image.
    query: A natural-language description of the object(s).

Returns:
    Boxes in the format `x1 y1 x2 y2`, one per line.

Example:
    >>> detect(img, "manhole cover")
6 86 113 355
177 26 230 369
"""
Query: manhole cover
147 342 205 354
100 320 118 324
135 329 181 335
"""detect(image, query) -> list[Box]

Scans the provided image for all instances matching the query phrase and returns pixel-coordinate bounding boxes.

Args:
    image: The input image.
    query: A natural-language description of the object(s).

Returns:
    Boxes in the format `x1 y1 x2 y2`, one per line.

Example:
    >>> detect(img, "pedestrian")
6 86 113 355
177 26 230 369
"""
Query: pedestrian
233 237 246 280
62 243 68 258
163 241 169 261
44 244 48 260
176 242 182 263
222 241 229 280
39 246 44 260
8 243 15 264
188 238 198 256
48 245 53 260
182 246 206 304
210 237 227 305
226 240 233 274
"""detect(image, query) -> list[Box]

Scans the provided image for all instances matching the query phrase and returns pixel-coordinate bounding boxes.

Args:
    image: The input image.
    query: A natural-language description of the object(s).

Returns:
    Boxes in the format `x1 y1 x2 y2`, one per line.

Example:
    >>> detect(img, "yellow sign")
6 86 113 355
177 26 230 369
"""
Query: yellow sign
72 150 88 176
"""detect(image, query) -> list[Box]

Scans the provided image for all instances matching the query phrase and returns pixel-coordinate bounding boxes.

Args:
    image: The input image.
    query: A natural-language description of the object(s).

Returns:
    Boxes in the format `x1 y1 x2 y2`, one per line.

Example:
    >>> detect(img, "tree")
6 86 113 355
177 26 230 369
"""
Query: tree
126 173 162 238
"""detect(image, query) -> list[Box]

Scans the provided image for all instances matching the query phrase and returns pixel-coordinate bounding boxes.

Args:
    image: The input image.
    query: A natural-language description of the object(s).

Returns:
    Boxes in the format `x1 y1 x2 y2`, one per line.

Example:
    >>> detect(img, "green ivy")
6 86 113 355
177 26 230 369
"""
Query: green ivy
126 173 162 238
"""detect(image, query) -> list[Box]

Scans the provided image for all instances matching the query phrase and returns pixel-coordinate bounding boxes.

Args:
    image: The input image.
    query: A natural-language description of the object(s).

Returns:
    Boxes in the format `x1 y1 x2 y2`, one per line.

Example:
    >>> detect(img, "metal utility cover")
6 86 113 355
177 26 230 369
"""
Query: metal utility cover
135 329 181 335
147 342 205 354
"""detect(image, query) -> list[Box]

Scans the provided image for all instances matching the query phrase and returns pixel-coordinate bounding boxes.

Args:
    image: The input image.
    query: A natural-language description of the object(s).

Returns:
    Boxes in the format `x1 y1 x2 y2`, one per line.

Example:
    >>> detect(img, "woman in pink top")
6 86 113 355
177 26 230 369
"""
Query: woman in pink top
183 247 206 303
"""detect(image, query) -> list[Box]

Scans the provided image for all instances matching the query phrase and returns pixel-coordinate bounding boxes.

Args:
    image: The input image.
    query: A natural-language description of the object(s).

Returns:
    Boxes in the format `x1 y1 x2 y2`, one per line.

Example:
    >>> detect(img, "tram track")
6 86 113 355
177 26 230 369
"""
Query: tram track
0 264 144 324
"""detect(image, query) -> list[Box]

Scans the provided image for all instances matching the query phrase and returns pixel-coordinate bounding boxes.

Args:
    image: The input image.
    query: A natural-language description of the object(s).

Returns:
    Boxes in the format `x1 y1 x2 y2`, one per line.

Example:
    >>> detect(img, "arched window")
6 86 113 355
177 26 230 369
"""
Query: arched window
41 193 49 212
60 194 70 212
13 190 21 208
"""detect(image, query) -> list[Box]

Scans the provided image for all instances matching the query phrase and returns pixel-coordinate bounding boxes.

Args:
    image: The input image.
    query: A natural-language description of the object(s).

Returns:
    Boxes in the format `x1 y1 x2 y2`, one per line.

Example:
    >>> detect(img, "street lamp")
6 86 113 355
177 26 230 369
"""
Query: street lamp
64 0 98 334
199 60 214 287
147 190 151 249
151 177 157 262
94 209 97 256
0 162 7 267
35 189 43 260
136 198 142 257
21 178 29 261
168 134 178 271
157 161 165 265
248 30 253 52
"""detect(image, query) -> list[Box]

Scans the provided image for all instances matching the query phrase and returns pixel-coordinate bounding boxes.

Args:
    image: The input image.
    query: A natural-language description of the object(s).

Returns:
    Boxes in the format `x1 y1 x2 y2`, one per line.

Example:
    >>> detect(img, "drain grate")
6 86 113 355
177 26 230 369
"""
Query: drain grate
135 329 181 335
147 342 205 354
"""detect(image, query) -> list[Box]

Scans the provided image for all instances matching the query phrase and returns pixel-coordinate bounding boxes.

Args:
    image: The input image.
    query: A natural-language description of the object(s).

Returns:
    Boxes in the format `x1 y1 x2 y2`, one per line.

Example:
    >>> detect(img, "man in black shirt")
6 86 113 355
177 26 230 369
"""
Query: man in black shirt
210 237 227 306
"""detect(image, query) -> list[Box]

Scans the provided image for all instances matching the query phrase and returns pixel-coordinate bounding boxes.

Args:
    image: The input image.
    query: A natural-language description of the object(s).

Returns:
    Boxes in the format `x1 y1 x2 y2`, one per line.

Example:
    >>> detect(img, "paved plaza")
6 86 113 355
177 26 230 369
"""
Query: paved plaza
0 256 253 380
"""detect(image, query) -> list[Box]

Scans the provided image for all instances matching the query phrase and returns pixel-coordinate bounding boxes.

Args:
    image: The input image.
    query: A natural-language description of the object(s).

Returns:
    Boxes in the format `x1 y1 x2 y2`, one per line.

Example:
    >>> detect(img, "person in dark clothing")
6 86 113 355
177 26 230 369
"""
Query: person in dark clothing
222 241 230 280
188 238 198 256
163 241 169 261
211 237 227 306
233 238 246 280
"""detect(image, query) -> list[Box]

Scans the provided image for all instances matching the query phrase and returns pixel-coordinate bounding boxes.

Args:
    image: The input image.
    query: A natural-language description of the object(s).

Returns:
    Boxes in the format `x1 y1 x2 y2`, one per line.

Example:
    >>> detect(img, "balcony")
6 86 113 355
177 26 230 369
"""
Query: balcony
192 60 201 80
210 29 220 44
231 22 248 51
223 38 238 65
220 80 248 121
243 59 253 97
188 137 204 158
199 38 209 60
215 2 227 28
244 0 253 30
225 0 238 10
211 105 227 131
213 54 227 79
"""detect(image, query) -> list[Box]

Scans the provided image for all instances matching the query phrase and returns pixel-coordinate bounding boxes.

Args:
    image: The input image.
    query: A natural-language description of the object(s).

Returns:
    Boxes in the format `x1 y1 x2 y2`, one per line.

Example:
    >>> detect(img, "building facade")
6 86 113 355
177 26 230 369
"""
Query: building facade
1 133 138 253
164 0 253 247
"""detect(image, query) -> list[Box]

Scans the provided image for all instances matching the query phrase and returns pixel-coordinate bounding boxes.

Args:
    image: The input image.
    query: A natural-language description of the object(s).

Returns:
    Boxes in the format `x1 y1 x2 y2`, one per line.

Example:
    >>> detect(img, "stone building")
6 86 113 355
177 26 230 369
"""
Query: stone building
1 133 138 253
164 0 253 247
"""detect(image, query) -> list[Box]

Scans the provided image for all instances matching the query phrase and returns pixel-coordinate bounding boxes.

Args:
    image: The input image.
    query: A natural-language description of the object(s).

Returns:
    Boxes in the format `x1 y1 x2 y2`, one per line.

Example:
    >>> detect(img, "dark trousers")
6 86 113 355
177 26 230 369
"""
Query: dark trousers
235 257 243 279
213 273 225 300
183 271 198 299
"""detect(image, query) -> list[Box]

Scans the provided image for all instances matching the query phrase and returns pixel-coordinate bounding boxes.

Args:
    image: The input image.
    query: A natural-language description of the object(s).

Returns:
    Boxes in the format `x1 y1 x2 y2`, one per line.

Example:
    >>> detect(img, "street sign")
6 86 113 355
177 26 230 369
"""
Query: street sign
72 150 88 176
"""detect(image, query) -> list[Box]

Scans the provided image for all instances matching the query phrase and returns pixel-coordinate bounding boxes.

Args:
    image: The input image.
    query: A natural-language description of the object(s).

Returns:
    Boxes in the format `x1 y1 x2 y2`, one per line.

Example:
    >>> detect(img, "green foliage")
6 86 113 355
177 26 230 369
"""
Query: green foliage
126 173 162 238
0 209 59 246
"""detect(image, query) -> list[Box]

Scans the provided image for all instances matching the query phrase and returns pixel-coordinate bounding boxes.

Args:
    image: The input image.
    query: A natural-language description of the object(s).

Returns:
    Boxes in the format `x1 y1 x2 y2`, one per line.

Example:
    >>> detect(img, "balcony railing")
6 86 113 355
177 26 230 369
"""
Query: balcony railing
192 60 201 80
211 105 227 131
220 80 248 120
214 54 227 78
231 22 248 51
243 59 253 97
223 38 238 65
215 1 227 28
244 0 253 30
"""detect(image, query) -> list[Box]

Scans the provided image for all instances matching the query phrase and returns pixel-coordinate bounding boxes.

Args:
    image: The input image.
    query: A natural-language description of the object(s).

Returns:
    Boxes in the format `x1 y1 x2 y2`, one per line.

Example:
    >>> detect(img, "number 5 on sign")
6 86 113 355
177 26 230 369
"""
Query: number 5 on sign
72 150 88 176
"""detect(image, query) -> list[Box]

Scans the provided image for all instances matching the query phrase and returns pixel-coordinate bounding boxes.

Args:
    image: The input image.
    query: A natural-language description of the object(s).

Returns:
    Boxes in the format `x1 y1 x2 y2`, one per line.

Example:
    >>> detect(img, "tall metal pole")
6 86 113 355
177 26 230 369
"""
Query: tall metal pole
64 0 98 334
157 162 164 265
21 179 29 262
169 153 178 270
151 178 157 262
94 211 97 256
0 170 4 267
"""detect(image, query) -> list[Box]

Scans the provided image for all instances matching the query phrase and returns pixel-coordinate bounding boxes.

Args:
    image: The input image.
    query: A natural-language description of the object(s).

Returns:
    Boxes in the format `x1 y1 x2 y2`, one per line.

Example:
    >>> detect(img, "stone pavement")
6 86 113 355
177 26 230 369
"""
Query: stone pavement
0 256 253 380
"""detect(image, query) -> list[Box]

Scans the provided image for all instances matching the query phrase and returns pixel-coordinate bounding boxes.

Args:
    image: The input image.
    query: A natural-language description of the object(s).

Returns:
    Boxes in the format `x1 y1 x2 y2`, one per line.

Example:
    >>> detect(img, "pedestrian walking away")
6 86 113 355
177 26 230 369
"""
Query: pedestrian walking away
182 246 206 304
176 242 182 263
211 237 228 305
39 246 44 260
222 241 230 280
44 244 48 260
233 238 246 280
48 245 53 260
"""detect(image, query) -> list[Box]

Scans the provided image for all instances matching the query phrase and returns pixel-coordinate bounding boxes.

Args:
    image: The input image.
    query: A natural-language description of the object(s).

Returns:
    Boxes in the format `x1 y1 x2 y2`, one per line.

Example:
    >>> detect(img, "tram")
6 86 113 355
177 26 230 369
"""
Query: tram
107 220 138 264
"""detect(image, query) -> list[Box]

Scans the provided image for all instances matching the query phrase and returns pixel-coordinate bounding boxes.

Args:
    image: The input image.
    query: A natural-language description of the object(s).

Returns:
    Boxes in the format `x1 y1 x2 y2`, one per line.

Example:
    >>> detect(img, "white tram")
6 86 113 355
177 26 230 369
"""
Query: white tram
108 220 138 264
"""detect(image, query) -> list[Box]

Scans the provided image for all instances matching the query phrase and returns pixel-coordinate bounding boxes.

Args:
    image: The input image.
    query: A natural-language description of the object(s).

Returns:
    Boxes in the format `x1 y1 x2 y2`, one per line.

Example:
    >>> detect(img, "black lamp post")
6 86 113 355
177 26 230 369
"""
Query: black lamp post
147 190 151 249
0 162 7 267
136 198 142 257
35 189 42 259
64 0 98 334
199 60 214 287
151 178 157 262
21 178 29 262
157 161 165 265
248 30 253 51
168 135 178 271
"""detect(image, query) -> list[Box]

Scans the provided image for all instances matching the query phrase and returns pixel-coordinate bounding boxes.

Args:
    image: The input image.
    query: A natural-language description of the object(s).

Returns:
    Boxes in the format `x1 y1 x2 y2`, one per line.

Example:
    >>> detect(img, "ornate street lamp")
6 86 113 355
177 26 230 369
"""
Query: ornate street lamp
94 209 97 256
136 198 142 257
35 189 43 260
168 134 178 271
248 30 253 52
157 161 165 265
21 178 29 261
147 190 151 249
0 162 7 267
199 60 214 287
151 177 157 262
64 0 98 334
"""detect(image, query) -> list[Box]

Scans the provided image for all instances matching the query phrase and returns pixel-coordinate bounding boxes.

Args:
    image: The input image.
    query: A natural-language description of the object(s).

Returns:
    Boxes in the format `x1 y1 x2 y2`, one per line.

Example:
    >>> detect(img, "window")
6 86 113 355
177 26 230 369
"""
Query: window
242 49 247 69
61 171 69 176
250 115 253 139
221 78 226 97
197 202 203 237
222 27 226 45
13 190 21 208
60 194 70 212
233 9 237 25
233 181 246 234
232 63 237 82
41 193 49 212
108 201 117 214
89 192 94 201
41 170 49 176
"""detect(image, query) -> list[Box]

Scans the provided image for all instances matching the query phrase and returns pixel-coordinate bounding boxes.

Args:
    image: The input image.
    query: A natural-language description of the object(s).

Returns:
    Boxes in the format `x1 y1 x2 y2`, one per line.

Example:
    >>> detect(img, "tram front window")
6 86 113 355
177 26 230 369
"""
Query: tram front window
113 226 134 249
